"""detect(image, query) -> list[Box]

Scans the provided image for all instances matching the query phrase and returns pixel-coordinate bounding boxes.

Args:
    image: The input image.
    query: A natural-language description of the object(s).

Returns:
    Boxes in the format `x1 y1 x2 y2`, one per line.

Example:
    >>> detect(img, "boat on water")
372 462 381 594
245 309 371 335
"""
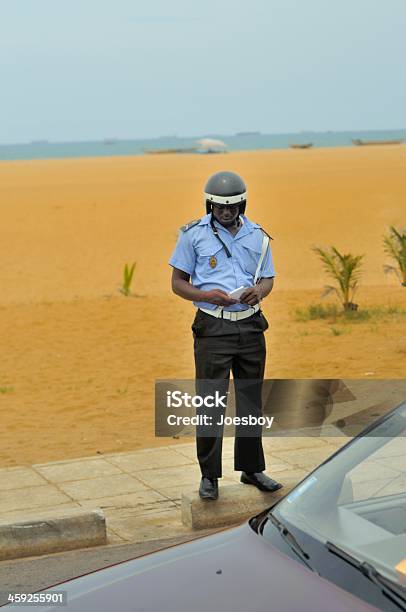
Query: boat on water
144 147 198 155
235 131 261 137
144 138 229 155
352 138 403 146
197 138 228 153
290 143 313 149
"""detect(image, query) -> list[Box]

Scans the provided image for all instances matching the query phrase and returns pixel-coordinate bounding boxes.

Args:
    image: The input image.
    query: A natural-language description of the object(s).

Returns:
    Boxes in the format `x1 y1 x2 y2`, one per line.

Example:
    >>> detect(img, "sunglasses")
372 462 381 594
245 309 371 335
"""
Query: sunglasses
212 203 240 212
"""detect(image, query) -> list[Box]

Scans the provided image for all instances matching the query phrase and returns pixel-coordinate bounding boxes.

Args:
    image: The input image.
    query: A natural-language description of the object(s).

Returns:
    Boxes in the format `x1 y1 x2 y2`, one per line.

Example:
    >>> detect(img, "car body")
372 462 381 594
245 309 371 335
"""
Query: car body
4 402 406 612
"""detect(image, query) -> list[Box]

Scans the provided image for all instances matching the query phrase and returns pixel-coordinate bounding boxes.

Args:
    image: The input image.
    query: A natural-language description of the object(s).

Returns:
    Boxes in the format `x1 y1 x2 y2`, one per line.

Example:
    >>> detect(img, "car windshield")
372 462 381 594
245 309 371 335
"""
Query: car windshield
270 402 406 588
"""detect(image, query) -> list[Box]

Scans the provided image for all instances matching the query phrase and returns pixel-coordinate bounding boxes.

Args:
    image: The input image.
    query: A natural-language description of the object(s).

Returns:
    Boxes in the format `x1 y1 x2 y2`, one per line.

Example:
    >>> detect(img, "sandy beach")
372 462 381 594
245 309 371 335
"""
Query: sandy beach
1 146 405 467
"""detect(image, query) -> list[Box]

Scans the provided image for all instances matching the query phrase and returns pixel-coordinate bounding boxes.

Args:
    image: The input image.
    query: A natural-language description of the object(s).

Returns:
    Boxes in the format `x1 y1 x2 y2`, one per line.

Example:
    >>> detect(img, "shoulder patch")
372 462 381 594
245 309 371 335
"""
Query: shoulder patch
180 219 201 232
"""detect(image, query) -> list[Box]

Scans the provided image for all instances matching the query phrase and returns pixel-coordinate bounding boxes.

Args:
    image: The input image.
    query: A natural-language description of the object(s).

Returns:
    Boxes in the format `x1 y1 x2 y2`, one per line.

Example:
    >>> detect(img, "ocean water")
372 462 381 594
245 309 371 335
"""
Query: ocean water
0 129 405 162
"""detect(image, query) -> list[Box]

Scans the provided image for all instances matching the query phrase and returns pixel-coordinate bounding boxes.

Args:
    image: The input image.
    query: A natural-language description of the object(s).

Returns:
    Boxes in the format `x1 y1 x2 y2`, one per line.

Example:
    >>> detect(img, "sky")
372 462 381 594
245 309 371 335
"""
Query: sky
1 0 406 143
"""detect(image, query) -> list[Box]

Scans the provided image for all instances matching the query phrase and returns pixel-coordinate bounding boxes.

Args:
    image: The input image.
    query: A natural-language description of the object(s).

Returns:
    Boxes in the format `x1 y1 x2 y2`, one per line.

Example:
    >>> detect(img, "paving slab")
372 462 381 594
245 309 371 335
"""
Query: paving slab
263 457 295 472
34 458 122 483
171 446 200 462
135 463 203 489
106 527 126 545
57 473 148 500
0 468 48 491
78 490 175 514
106 448 193 471
173 440 237 461
2 485 73 513
270 447 337 470
156 486 185 503
104 507 192 543
0 503 82 524
262 436 332 452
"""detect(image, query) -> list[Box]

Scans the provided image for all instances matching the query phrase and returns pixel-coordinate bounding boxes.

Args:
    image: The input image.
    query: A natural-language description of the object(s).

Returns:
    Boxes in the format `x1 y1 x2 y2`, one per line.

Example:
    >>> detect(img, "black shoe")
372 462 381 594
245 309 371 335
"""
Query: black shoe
199 477 219 500
240 472 283 493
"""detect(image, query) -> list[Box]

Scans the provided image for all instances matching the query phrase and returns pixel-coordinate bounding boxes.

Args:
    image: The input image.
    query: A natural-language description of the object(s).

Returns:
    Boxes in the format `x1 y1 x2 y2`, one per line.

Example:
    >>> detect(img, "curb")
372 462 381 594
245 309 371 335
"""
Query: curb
181 476 298 529
0 508 106 562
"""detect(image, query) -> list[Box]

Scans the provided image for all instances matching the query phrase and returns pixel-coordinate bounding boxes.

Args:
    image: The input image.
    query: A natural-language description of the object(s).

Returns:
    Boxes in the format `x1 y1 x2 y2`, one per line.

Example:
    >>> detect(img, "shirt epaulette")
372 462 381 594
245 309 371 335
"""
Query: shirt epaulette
258 225 273 240
180 219 201 232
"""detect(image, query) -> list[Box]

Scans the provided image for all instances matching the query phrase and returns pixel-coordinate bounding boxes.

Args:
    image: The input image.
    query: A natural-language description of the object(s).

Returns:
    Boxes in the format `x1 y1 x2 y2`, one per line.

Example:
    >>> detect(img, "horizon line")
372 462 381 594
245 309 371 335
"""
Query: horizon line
1 127 406 147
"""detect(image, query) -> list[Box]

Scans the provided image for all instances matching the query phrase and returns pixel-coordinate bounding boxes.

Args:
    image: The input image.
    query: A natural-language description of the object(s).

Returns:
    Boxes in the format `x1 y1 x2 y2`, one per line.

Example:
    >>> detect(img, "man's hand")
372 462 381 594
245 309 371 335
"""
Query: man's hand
203 289 238 307
240 285 262 306
171 269 238 306
240 278 274 305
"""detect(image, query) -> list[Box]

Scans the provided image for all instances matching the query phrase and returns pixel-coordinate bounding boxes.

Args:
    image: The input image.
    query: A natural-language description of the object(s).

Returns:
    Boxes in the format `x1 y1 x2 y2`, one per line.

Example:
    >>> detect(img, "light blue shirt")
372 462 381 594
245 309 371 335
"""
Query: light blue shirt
169 214 275 311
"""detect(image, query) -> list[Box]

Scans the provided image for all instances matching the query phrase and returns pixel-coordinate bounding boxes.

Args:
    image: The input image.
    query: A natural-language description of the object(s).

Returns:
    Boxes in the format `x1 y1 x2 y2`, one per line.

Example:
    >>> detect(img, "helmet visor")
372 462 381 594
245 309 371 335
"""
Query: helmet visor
204 191 247 205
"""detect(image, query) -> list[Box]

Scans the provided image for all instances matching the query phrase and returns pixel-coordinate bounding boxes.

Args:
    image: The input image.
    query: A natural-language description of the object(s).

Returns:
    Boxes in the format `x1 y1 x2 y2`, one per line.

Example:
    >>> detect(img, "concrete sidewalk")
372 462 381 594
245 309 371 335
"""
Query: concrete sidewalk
0 435 346 552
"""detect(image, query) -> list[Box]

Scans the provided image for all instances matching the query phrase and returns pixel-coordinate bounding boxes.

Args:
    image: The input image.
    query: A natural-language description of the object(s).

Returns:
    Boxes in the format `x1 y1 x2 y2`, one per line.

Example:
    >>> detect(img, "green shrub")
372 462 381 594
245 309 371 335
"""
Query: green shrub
295 303 340 321
294 304 405 323
312 245 364 311
383 226 406 286
120 262 136 296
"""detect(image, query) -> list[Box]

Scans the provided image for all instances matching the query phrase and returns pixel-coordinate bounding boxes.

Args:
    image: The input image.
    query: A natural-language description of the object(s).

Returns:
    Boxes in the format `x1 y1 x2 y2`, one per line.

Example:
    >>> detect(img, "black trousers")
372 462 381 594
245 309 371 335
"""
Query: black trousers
192 309 268 478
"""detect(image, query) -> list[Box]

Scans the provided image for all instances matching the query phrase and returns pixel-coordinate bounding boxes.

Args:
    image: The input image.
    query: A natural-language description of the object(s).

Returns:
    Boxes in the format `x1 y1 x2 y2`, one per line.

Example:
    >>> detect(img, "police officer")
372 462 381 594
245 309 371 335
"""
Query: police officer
169 171 283 500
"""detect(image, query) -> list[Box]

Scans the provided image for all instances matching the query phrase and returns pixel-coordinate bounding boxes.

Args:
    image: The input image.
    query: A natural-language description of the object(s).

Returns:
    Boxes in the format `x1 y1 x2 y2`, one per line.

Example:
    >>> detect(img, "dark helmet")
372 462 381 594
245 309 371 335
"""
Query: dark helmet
204 171 247 215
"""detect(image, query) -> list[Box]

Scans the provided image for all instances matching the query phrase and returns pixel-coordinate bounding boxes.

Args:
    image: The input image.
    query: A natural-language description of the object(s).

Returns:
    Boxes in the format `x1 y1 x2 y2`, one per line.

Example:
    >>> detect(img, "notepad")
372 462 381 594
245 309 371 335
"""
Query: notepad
228 286 250 300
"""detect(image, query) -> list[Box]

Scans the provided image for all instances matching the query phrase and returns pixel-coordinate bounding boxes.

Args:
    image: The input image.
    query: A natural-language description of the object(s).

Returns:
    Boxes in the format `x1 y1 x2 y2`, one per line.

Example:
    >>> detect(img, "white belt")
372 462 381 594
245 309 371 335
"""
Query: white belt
199 304 260 321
